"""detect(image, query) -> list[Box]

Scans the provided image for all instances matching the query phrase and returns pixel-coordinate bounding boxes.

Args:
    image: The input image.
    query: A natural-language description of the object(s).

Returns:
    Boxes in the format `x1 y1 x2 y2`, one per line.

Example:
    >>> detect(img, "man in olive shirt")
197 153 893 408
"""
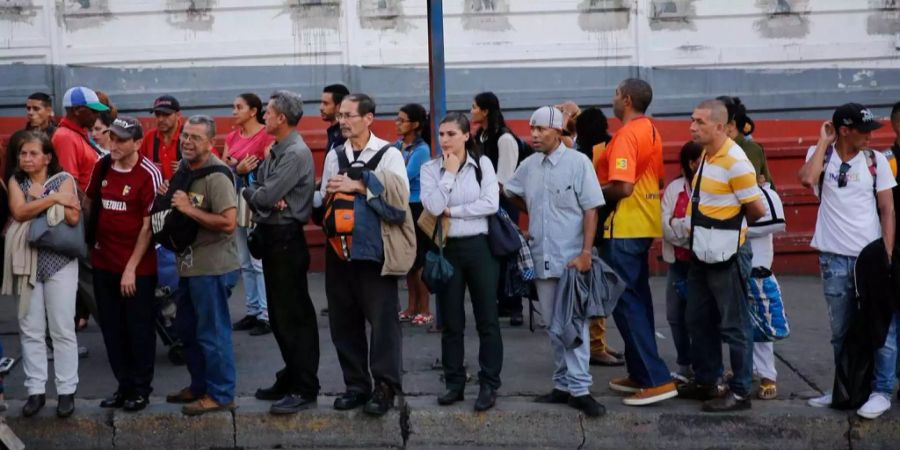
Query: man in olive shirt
243 90 320 415
163 115 241 416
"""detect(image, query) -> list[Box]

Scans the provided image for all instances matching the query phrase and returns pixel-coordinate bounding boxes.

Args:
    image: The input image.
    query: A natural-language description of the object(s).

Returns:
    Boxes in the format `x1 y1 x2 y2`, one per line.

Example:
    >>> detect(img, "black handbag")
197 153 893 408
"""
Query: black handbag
246 226 264 260
422 220 454 294
488 207 522 257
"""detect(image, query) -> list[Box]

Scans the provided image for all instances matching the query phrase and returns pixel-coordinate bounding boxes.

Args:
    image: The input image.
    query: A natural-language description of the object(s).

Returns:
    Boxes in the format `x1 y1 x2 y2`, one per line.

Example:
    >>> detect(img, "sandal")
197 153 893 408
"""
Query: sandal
412 313 434 326
758 379 777 400
399 310 415 322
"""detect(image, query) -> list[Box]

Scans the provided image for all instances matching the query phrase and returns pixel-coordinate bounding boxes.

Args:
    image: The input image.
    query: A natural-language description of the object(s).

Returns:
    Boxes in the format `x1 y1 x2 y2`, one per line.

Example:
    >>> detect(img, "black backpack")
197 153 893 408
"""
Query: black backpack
151 164 234 253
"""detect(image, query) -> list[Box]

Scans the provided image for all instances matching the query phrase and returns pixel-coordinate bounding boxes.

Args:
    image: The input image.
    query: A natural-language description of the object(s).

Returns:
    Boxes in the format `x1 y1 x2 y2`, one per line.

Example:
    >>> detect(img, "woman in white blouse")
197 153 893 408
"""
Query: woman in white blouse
420 113 502 412
661 141 703 384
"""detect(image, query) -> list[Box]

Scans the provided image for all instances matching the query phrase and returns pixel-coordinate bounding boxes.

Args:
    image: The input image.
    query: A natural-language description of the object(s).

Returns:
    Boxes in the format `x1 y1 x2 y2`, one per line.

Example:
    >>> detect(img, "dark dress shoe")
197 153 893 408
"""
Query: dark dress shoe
568 394 606 418
534 389 571 404
22 394 46 417
270 394 317 415
509 312 524 327
677 381 725 401
437 389 464 406
589 352 625 367
256 384 288 401
333 391 371 410
232 315 258 331
702 393 751 412
249 320 272 336
123 395 149 412
100 392 126 408
57 394 75 418
474 384 497 412
363 384 395 416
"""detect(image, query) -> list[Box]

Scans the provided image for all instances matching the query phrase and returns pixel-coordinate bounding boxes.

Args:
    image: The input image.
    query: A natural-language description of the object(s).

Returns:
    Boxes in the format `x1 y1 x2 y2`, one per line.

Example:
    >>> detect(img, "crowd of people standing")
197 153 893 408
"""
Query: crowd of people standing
1 78 900 424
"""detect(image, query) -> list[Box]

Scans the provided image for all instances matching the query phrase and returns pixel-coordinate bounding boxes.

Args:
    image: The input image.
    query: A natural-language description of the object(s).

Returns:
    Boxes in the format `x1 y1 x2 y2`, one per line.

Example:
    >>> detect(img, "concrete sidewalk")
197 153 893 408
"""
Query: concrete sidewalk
0 275 895 449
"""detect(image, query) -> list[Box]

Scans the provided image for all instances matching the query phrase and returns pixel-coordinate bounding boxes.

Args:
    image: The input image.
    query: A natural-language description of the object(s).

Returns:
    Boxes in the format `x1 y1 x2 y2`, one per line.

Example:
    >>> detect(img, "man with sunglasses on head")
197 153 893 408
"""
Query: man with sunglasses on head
799 103 895 412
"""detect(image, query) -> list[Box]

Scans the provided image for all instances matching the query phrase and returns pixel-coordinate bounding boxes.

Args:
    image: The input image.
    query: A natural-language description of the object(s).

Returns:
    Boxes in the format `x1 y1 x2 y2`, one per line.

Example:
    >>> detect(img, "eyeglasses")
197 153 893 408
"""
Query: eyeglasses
180 132 208 143
837 162 851 188
335 113 362 121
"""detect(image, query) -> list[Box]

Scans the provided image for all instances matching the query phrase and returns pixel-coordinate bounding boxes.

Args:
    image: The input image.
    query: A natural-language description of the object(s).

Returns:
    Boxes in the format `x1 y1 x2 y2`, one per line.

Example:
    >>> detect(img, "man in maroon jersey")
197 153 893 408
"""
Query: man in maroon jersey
86 116 163 412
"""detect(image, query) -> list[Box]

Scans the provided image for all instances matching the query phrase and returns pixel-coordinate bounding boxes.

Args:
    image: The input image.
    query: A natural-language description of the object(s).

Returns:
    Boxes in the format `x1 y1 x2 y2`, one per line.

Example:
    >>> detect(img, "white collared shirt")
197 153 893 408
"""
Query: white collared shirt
420 154 500 238
315 132 409 207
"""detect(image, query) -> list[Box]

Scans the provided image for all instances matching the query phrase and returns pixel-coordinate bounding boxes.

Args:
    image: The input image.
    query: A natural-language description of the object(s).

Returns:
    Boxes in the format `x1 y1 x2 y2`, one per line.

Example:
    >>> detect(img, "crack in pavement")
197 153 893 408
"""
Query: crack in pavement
576 414 586 450
398 394 411 449
774 349 824 393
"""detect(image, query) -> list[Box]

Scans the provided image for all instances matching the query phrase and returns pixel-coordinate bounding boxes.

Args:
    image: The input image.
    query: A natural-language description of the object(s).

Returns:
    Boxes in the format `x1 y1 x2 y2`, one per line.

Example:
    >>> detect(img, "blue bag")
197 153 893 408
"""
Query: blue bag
747 269 790 342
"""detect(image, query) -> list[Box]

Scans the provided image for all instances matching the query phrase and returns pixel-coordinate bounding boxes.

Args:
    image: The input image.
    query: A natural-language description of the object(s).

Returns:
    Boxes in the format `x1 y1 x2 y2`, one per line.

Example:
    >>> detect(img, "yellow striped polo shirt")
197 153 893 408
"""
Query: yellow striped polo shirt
687 138 761 243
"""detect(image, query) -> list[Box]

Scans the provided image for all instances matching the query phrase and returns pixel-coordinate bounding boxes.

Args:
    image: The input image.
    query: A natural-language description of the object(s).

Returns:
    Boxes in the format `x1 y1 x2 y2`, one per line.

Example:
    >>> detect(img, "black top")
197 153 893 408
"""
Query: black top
326 123 346 153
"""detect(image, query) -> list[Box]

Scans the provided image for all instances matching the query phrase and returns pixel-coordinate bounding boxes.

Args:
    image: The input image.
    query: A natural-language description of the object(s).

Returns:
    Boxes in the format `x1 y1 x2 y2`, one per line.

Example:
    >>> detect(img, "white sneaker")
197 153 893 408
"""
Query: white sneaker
807 392 832 408
857 393 891 419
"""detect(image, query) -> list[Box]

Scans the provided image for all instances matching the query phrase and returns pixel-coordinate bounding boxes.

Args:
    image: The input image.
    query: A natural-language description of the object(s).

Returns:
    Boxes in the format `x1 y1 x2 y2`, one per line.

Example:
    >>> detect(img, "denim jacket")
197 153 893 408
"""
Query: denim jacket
348 171 407 263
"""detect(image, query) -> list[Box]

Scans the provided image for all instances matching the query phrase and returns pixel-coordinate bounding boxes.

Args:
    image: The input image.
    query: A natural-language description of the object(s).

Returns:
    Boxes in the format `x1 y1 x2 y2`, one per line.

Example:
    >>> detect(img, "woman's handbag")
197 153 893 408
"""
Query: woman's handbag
488 207 522 257
422 219 454 294
28 205 87 259
246 225 264 260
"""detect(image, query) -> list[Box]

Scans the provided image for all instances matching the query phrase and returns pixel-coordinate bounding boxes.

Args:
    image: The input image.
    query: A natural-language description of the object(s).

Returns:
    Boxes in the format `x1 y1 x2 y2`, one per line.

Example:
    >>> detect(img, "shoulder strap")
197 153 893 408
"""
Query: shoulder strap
864 150 877 196
153 135 160 163
817 145 834 199
471 153 483 185
336 144 351 170
189 165 234 183
363 144 392 170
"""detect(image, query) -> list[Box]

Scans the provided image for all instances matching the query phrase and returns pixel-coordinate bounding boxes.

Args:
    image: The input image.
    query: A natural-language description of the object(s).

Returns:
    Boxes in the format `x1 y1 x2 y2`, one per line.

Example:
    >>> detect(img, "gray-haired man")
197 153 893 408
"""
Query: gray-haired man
243 90 321 414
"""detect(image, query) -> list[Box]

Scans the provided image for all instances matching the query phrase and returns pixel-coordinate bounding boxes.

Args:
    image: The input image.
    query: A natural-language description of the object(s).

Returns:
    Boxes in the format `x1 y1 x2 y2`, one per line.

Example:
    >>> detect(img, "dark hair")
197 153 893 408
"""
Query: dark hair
323 84 350 106
679 141 704 181
574 107 611 159
27 92 52 108
439 112 478 156
95 90 117 127
618 78 653 113
12 130 64 184
399 103 431 145
344 93 376 116
6 129 30 182
238 93 265 125
474 91 507 136
892 101 900 121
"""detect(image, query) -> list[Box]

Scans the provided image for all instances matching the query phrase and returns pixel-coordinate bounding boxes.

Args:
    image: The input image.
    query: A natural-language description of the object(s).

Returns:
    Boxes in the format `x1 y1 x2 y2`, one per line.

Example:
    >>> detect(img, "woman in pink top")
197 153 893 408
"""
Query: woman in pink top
223 93 274 336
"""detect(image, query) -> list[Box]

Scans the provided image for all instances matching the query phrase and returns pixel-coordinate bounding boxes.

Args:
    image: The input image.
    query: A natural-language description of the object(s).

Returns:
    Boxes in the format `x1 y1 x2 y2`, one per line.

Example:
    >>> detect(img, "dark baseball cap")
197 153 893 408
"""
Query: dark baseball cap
833 103 883 132
152 95 181 114
109 116 143 140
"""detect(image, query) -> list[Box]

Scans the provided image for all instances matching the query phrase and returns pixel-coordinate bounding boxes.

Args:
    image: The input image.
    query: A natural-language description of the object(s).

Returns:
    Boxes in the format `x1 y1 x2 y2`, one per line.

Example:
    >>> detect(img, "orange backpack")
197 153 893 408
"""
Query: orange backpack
323 145 390 260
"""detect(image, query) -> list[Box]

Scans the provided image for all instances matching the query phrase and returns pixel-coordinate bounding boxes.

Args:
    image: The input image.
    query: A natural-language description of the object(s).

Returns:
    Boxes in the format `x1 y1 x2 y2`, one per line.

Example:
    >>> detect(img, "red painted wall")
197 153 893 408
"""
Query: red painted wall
2 117 894 275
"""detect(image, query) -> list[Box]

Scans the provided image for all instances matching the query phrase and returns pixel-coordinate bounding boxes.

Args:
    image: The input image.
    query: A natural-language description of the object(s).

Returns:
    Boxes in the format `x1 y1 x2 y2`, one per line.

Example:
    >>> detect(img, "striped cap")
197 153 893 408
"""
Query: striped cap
529 106 563 130
62 87 109 112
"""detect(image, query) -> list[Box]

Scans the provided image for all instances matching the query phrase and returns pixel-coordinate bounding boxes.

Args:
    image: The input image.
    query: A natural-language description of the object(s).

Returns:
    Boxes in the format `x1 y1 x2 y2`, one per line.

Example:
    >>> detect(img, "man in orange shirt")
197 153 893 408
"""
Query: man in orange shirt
140 95 184 181
595 78 676 406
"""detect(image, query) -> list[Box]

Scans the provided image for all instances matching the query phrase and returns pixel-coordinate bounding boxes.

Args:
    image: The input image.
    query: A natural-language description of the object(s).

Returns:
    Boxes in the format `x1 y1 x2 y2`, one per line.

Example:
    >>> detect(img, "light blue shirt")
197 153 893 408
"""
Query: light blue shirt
504 144 605 279
394 137 431 203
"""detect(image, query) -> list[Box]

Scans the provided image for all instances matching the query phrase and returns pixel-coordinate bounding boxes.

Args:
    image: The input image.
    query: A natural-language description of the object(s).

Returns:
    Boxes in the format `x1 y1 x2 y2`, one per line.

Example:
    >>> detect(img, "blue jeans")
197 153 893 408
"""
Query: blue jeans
603 238 671 387
818 253 857 366
236 225 268 321
873 312 900 395
665 261 691 368
175 271 239 405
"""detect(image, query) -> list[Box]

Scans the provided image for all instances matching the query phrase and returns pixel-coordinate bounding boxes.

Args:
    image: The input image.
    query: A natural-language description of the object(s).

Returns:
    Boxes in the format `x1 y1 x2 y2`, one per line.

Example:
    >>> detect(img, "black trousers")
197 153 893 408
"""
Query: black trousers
438 235 503 391
93 268 157 398
497 200 522 315
325 248 402 394
259 223 321 397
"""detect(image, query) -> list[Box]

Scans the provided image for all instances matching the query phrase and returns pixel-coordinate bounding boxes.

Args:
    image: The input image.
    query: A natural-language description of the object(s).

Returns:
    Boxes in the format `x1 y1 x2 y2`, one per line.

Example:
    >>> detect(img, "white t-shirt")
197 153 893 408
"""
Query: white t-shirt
806 146 896 257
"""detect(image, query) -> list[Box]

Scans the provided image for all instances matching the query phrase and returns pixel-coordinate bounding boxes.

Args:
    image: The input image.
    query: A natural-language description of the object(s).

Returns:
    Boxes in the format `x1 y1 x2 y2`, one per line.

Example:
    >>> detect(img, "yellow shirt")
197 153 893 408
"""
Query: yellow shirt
687 138 761 244
594 117 664 238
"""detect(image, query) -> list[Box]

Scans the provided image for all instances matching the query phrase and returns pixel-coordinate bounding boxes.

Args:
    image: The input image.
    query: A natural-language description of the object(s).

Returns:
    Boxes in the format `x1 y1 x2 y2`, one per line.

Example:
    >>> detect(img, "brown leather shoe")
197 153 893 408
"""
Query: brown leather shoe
589 351 625 367
166 387 200 404
182 395 236 416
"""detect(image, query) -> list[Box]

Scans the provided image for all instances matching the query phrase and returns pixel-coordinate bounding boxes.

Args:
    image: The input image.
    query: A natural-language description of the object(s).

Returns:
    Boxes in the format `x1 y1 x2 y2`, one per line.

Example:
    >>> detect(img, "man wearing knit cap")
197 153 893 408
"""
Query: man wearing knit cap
504 106 606 417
